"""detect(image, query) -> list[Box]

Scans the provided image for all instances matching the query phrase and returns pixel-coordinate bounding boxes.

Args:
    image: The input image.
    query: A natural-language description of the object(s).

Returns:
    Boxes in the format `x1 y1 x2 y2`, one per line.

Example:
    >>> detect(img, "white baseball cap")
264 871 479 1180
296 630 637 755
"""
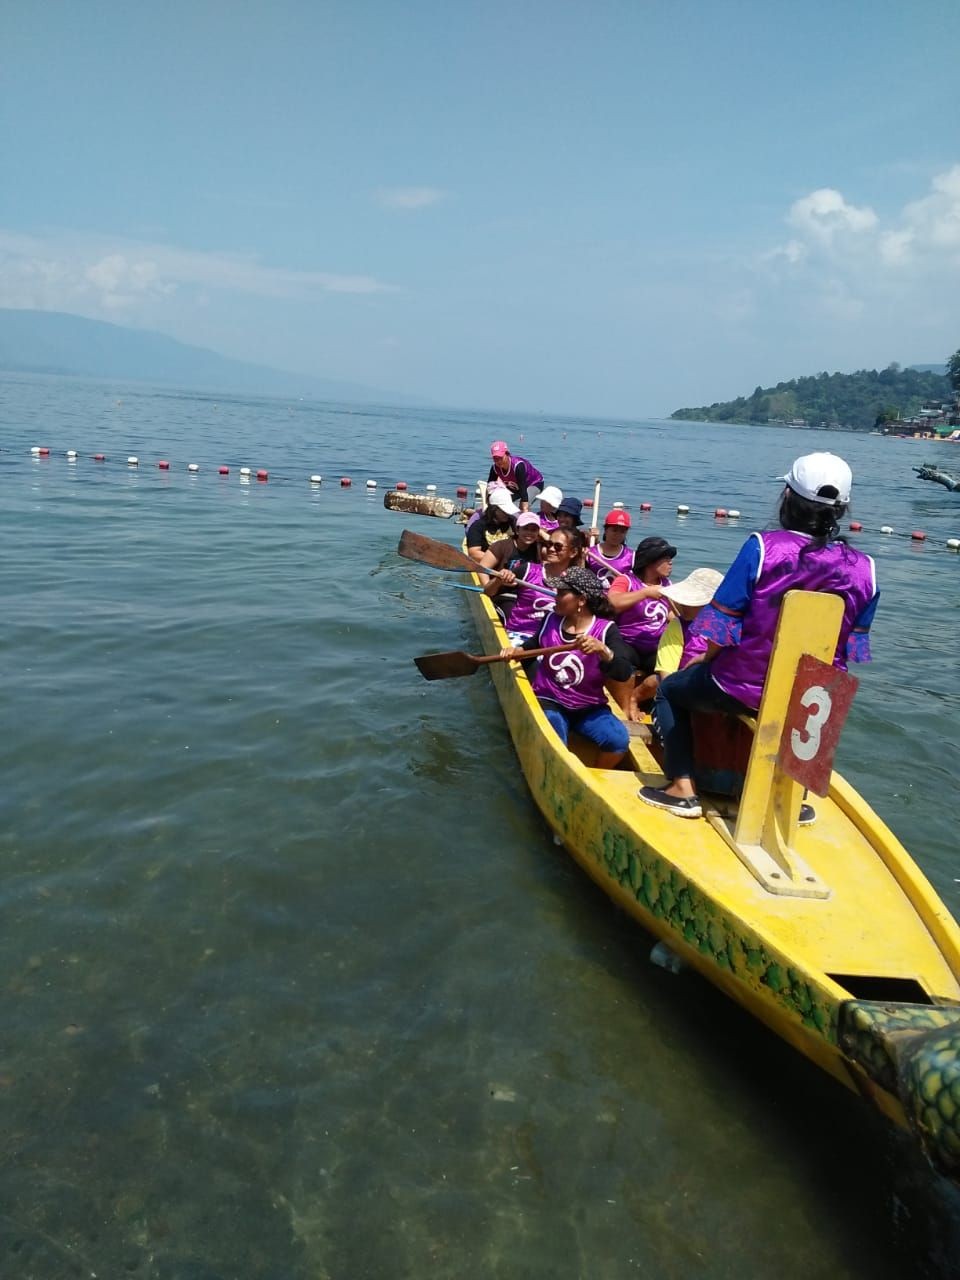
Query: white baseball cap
488 487 519 515
781 452 852 505
537 485 563 509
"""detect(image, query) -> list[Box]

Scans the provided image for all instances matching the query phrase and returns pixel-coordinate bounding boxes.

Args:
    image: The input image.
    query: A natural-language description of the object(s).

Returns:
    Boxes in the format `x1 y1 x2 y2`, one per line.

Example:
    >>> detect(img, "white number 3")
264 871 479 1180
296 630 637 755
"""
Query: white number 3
790 685 833 762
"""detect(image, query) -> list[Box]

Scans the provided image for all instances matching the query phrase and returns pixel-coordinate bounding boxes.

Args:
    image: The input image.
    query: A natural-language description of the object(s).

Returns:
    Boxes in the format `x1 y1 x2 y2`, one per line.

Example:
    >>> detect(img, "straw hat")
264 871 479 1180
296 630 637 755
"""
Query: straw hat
660 567 723 607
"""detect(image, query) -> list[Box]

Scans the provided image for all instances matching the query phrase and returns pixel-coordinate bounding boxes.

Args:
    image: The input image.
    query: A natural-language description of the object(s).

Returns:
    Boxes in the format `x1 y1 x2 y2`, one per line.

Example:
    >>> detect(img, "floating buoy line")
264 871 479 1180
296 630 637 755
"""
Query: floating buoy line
8 445 960 552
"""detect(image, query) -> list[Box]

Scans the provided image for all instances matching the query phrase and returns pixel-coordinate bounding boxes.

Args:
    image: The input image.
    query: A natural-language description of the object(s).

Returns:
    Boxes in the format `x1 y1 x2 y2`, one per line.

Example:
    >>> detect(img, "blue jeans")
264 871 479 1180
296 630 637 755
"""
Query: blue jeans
540 701 630 754
654 663 752 783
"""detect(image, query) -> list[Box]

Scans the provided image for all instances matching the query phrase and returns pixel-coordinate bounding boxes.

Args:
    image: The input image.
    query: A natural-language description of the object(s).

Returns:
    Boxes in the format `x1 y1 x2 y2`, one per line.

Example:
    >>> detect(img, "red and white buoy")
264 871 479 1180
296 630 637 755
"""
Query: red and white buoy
94 454 105 462
911 530 926 542
257 469 268 482
849 521 862 532
158 460 170 470
219 466 229 475
341 477 352 487
396 481 408 491
714 508 727 518
640 502 652 512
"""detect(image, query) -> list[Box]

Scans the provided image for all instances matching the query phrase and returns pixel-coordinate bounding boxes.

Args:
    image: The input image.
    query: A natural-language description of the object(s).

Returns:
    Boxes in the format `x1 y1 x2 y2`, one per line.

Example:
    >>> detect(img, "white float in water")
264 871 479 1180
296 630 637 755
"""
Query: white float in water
880 525 894 535
677 504 690 515
127 456 139 466
310 475 322 485
948 538 960 550
426 484 437 493
66 450 78 460
239 466 252 477
612 501 625 509
728 509 741 518
366 479 377 489
30 446 41 455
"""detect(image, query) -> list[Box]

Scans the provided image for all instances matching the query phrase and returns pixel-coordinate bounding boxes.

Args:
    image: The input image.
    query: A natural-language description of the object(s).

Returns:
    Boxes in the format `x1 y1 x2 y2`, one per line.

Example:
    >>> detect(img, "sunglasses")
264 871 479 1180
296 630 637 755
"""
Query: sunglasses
544 541 567 552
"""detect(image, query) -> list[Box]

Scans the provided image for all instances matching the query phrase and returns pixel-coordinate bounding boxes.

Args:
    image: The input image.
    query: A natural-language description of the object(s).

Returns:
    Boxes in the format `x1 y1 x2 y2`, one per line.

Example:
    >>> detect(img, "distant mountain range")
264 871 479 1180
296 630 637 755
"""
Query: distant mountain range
0 308 420 405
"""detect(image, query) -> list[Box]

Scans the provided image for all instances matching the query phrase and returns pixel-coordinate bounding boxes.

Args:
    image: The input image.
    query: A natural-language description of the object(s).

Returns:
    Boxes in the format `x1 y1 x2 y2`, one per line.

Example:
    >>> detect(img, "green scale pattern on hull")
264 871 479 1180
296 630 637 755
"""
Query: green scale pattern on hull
840 1000 960 1178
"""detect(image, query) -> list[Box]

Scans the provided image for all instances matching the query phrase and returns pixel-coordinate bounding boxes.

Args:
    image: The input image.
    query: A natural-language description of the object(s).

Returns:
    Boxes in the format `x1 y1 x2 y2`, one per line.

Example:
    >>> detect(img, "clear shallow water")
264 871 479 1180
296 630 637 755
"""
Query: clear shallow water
1 373 959 1278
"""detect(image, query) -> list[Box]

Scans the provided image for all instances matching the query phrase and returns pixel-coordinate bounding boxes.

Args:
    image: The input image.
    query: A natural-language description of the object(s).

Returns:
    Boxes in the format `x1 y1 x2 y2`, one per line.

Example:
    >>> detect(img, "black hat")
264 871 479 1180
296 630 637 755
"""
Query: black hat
633 536 677 571
556 496 584 525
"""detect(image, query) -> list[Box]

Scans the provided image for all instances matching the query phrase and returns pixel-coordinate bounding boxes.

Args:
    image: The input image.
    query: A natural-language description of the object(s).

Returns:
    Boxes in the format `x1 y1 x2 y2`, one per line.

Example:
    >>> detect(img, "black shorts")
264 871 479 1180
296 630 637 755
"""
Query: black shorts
622 643 657 676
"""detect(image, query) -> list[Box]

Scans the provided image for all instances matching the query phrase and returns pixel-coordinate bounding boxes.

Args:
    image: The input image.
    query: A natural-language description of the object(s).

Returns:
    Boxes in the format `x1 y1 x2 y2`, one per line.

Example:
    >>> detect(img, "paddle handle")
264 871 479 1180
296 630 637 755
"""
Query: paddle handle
589 477 602 546
474 642 575 668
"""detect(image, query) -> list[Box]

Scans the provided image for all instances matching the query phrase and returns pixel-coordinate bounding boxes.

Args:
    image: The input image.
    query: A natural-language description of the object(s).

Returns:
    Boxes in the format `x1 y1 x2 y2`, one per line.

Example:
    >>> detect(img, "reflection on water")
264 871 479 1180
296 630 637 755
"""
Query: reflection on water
1 374 959 1277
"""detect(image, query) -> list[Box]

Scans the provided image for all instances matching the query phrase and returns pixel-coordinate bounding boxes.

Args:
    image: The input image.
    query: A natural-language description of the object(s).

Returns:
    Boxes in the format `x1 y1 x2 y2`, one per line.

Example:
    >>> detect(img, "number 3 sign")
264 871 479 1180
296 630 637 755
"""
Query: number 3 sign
777 654 859 797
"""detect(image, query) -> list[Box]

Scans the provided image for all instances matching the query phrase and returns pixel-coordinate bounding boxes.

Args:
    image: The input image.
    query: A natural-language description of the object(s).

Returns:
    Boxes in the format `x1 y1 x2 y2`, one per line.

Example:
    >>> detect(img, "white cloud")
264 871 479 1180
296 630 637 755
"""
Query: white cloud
0 229 395 317
375 186 446 210
765 165 960 283
900 164 960 254
786 188 878 242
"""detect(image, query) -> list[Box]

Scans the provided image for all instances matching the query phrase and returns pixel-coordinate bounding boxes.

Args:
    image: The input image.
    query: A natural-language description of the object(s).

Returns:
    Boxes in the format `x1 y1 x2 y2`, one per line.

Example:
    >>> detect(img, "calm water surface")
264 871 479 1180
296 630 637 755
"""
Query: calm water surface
1 374 959 1278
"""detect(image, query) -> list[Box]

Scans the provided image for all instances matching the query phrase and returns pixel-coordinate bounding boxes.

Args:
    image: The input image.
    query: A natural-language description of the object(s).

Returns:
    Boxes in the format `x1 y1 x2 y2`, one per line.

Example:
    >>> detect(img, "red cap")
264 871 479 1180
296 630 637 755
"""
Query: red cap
604 509 631 528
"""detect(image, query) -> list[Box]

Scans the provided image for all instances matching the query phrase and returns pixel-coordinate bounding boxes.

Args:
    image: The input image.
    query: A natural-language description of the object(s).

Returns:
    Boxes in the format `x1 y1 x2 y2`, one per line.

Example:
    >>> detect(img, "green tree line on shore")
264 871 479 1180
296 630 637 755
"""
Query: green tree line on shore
671 362 954 430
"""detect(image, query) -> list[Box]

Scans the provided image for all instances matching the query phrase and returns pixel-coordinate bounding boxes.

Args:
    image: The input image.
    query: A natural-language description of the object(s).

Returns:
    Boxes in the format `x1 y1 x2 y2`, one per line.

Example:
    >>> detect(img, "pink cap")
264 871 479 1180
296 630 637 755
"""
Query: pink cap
490 440 509 457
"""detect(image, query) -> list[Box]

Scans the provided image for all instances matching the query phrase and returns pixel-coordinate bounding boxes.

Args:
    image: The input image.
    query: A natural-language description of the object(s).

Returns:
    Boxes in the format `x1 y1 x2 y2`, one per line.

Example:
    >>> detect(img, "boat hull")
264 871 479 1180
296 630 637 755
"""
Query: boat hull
461 575 960 1175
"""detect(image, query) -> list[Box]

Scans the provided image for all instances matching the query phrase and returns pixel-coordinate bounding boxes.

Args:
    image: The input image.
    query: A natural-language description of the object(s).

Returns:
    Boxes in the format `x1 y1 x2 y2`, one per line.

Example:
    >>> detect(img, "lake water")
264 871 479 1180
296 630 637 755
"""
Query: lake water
2 372 959 1278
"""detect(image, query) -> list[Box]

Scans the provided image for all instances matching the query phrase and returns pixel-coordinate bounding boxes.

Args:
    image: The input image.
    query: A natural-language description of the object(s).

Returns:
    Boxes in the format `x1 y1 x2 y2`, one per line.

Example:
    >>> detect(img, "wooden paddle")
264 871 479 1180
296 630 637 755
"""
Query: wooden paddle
415 642 575 682
397 529 557 595
398 529 480 574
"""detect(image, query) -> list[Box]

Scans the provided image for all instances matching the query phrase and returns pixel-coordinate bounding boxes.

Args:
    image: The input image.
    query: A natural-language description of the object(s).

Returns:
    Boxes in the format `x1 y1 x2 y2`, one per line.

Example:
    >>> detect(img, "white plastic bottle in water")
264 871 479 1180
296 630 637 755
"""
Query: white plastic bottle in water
650 941 684 974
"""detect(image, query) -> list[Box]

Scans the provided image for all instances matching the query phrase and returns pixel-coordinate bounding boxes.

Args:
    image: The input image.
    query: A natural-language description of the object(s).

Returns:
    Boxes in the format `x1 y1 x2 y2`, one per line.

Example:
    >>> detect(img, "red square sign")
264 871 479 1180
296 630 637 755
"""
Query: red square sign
777 655 859 797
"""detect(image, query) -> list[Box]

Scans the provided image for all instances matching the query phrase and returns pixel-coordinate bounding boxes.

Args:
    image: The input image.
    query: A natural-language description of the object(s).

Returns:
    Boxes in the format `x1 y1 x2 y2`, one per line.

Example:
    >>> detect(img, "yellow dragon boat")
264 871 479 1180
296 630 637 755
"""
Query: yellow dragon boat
442 554 960 1183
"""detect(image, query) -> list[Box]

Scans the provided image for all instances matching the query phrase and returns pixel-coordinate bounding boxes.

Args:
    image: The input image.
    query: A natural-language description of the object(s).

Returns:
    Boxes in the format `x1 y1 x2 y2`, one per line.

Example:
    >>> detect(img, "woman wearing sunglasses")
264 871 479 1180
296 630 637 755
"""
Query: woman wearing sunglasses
484 526 585 643
498 566 633 768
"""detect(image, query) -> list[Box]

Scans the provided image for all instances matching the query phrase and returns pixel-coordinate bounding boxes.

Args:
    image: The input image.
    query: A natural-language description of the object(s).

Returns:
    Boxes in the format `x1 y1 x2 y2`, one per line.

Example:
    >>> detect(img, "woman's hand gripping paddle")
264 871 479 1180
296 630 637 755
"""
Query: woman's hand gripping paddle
415 643 574 682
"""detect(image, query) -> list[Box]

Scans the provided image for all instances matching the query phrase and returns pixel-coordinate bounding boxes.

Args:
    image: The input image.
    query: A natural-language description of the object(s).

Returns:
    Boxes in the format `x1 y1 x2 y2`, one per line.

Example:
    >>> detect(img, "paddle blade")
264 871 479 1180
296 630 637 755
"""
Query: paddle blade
398 529 477 574
414 650 482 680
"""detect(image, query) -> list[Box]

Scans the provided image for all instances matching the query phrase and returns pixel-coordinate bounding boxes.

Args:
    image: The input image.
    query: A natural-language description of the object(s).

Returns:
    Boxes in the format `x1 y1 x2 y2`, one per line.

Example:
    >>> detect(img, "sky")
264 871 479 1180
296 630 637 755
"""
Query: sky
1 0 958 417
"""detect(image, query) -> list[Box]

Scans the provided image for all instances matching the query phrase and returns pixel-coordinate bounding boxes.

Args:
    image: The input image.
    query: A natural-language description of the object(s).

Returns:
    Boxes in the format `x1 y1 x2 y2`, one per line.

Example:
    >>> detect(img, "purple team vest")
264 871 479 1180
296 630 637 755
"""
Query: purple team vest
587 543 634 580
504 562 555 635
531 613 615 710
539 515 559 532
711 530 877 709
489 454 544 494
614 572 672 651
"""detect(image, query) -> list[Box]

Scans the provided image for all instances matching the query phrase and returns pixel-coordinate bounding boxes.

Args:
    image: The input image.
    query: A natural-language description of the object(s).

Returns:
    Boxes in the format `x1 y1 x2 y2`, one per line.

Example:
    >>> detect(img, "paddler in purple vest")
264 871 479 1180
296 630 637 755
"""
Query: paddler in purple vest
639 453 879 820
586 509 634 582
607 536 676 675
498 567 633 768
485 525 584 642
488 441 545 511
536 485 564 532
